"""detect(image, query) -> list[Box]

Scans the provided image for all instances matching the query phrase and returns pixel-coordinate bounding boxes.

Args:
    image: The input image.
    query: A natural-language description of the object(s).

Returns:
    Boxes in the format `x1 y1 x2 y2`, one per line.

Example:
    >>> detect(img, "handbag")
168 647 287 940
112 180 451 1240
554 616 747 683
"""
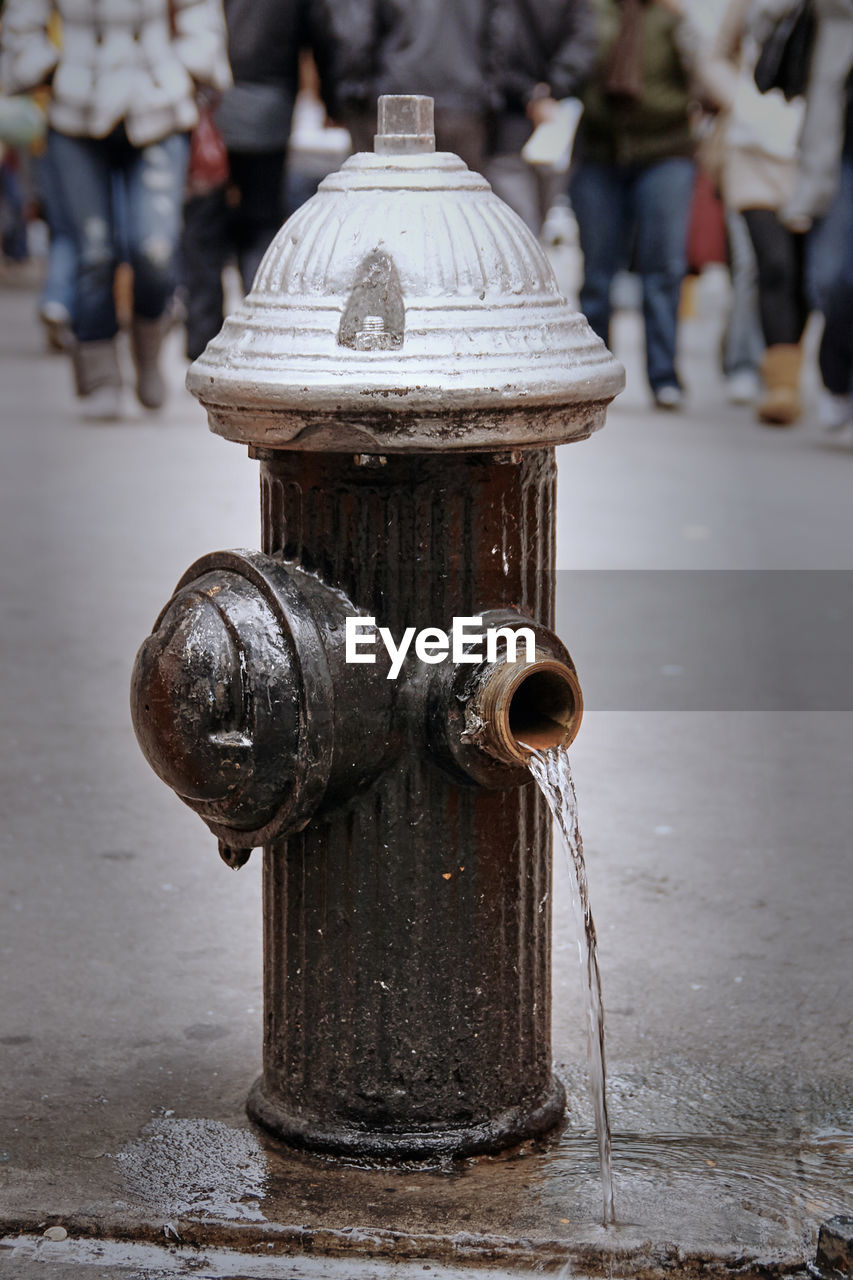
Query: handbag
753 0 816 102
187 103 229 196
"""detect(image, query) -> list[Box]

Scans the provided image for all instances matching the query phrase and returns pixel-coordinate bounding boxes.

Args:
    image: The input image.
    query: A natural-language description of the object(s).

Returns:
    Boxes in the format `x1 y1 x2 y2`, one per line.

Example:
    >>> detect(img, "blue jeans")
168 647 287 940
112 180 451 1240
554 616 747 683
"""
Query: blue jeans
47 127 189 342
722 210 764 378
570 156 695 392
35 143 77 316
807 149 853 396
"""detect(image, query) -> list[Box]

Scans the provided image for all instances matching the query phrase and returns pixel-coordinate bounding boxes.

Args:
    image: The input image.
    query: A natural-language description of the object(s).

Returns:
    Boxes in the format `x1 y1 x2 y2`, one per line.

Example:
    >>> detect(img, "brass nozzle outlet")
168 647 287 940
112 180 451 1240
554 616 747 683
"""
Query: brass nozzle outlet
473 656 583 766
427 612 582 788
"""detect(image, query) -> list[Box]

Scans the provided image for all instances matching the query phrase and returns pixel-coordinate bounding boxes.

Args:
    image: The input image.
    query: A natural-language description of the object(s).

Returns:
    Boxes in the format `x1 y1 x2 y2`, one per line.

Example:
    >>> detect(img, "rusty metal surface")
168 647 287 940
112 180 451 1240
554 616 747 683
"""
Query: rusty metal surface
186 99 624 450
817 1216 853 1276
129 445 581 1155
251 449 564 1156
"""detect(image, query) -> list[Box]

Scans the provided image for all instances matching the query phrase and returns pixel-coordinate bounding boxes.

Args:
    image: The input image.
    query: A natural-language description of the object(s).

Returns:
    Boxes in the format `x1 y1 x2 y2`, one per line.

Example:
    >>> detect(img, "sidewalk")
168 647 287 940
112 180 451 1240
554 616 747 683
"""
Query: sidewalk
1 274 851 1278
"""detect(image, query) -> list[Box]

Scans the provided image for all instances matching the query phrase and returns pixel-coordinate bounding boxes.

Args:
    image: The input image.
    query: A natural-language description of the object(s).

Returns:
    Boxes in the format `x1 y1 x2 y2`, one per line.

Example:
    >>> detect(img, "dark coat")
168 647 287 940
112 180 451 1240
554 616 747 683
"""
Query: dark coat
312 0 497 120
224 0 305 88
374 0 497 113
217 0 310 151
491 0 597 110
577 0 693 167
310 0 380 119
489 0 598 152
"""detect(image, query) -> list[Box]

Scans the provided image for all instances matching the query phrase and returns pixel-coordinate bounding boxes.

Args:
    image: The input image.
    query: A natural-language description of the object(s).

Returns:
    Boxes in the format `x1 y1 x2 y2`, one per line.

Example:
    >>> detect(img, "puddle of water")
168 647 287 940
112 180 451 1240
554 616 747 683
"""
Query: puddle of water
527 746 614 1226
117 1117 268 1222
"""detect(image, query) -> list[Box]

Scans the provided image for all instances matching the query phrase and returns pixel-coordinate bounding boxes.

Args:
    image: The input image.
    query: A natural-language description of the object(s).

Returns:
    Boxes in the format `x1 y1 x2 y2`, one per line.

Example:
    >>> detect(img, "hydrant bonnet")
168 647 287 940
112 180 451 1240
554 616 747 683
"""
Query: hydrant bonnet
187 96 624 451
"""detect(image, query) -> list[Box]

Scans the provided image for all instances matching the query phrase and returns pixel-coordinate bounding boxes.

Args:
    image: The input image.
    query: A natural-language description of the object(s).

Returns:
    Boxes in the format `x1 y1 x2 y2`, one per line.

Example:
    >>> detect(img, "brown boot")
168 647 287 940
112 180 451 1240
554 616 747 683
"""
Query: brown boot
131 316 166 410
71 339 122 421
757 344 802 426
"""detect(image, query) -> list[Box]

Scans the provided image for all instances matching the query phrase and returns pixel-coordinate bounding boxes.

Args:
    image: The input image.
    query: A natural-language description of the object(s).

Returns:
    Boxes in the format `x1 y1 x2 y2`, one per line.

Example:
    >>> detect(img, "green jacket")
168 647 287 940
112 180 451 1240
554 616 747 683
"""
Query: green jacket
578 0 694 166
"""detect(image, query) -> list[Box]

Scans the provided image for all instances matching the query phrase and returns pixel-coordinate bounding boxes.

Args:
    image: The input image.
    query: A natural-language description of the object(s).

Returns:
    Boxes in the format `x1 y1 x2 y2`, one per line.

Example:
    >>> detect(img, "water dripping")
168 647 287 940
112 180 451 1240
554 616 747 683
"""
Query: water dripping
526 744 615 1226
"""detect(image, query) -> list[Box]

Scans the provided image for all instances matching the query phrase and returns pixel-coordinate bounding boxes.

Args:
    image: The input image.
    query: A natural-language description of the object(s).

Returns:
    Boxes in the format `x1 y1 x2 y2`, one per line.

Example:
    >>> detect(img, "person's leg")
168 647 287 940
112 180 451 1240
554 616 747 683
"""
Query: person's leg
44 129 118 342
33 144 77 349
722 209 764 401
432 109 487 175
181 185 229 360
0 158 28 262
124 132 189 321
808 151 853 405
110 169 135 331
341 108 375 156
123 131 190 408
43 129 122 416
569 161 628 348
742 207 807 425
741 208 807 345
228 149 286 293
632 156 695 399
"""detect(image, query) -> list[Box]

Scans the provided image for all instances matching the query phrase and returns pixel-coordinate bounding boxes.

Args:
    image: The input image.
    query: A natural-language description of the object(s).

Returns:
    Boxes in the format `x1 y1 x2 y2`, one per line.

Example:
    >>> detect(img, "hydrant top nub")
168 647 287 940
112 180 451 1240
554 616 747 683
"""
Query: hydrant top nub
374 95 436 155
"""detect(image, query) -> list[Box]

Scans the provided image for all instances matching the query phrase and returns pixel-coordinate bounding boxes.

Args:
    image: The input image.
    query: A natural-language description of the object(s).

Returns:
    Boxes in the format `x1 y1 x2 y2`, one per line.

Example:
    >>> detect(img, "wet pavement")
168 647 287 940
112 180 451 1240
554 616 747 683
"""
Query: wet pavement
1 268 852 1278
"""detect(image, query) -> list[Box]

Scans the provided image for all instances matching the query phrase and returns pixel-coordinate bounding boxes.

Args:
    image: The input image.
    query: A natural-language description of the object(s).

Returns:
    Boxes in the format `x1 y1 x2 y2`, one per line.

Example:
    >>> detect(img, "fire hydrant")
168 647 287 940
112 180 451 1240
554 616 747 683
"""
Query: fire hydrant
131 96 623 1159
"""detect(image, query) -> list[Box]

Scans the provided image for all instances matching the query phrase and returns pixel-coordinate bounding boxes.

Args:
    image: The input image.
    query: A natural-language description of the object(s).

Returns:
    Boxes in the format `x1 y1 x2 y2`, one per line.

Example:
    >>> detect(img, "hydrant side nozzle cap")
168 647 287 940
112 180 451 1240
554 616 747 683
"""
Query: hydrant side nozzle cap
374 95 436 155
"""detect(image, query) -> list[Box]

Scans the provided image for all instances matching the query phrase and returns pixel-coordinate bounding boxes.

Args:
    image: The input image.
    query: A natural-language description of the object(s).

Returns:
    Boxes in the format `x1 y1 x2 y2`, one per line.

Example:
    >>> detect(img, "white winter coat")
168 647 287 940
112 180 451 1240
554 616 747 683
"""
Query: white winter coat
1 0 232 146
702 0 804 212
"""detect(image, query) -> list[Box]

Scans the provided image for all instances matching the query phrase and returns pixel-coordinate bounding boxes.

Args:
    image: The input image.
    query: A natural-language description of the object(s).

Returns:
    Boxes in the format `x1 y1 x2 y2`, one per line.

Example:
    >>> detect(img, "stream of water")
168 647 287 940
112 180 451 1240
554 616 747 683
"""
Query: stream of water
526 745 615 1226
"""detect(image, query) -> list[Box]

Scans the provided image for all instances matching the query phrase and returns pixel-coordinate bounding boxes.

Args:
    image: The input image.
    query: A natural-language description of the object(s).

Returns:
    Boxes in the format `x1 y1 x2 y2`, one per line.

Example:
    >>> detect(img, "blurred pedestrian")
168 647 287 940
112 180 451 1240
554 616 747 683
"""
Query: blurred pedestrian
182 0 311 361
282 52 352 217
1 0 231 420
0 144 28 265
314 0 497 171
569 0 699 410
681 0 764 405
486 0 597 235
33 131 77 352
703 0 808 426
2 9 74 349
784 0 853 444
310 0 378 153
720 207 765 404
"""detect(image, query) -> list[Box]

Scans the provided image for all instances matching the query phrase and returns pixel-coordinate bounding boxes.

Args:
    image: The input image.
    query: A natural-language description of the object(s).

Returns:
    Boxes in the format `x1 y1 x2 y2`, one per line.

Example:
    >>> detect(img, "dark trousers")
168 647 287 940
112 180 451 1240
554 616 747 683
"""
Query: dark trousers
432 109 487 175
182 148 286 360
742 207 808 348
570 156 695 393
0 160 28 262
808 148 853 395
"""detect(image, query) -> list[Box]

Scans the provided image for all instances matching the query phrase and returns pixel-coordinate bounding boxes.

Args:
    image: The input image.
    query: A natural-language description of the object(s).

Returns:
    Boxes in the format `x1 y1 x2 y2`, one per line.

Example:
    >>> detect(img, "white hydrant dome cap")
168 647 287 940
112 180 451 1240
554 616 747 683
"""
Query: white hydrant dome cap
186 96 625 452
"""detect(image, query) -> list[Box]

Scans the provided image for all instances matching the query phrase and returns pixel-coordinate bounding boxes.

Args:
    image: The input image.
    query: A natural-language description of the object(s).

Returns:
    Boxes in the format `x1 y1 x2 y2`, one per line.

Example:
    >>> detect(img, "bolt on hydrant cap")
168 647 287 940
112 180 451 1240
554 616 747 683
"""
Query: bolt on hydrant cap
186 96 624 452
374 95 436 155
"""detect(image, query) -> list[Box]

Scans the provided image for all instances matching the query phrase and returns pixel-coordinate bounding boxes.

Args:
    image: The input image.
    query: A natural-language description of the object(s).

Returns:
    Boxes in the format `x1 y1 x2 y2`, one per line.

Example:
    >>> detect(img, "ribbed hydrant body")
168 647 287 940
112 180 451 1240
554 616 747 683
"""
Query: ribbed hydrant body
132 97 623 1159
252 449 560 1155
